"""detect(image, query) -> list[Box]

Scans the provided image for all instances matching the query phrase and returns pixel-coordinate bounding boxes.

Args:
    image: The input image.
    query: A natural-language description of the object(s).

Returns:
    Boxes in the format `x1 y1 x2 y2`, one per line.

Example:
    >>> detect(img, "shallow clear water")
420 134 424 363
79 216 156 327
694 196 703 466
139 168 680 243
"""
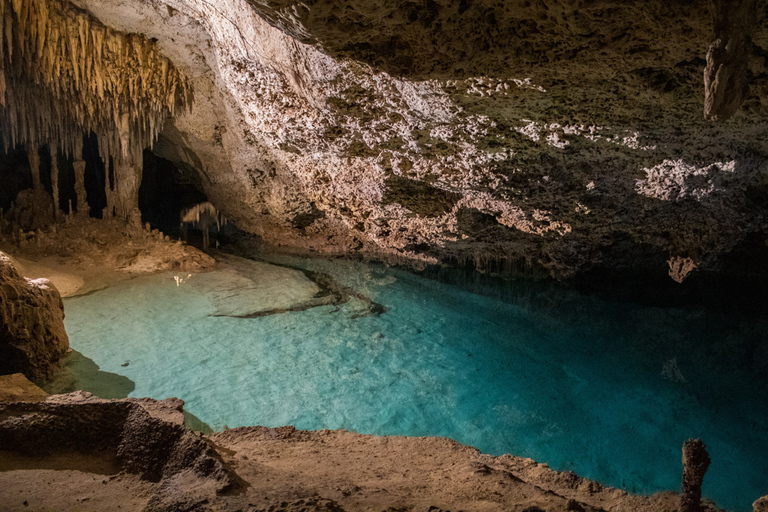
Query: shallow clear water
57 254 768 510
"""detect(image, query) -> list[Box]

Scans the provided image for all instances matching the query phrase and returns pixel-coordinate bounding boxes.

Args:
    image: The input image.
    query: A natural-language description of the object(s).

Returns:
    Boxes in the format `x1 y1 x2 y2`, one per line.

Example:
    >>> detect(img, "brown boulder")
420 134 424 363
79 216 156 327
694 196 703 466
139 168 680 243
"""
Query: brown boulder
0 251 69 381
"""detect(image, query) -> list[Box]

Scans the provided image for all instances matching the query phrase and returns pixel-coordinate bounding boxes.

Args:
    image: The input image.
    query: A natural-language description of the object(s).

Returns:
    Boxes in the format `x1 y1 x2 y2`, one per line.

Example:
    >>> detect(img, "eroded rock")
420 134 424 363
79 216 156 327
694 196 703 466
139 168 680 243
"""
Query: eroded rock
681 438 712 512
0 251 69 381
0 393 236 511
704 0 758 121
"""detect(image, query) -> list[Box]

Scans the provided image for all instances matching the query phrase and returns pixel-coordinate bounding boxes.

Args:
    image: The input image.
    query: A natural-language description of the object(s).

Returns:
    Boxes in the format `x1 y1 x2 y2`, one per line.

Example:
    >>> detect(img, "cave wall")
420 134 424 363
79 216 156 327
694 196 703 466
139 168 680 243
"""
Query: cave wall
20 0 768 279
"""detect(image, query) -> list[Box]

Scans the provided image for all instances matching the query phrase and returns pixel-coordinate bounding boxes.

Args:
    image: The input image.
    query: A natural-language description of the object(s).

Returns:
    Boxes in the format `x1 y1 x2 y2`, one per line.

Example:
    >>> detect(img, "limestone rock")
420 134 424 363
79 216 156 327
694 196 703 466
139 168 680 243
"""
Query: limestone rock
0 251 69 381
70 0 768 282
755 496 768 512
0 393 236 510
7 188 55 231
681 438 711 512
0 0 191 166
704 0 758 122
0 372 49 402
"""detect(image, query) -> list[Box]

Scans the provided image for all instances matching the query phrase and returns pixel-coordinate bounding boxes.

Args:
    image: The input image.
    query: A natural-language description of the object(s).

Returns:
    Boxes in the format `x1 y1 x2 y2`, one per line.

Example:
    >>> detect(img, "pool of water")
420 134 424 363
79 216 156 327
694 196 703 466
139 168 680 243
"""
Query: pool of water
53 253 768 510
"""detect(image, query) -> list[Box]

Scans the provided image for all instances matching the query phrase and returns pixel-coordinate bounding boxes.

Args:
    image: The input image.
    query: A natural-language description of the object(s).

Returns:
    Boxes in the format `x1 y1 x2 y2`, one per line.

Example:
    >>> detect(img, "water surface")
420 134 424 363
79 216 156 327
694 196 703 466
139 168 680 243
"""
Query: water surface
55 254 768 511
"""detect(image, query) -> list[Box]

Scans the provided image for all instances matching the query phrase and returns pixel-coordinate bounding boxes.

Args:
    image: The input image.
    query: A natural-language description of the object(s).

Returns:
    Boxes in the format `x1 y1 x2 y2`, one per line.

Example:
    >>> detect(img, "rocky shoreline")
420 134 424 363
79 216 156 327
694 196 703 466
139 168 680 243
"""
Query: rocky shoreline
0 380 729 512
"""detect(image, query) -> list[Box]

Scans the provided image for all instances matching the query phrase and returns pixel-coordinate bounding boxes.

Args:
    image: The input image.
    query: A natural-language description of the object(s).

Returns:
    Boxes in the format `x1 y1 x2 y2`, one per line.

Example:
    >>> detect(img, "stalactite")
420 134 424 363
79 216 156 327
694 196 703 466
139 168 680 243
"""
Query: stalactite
73 159 86 216
0 0 192 169
27 146 40 190
50 145 59 218
181 202 226 252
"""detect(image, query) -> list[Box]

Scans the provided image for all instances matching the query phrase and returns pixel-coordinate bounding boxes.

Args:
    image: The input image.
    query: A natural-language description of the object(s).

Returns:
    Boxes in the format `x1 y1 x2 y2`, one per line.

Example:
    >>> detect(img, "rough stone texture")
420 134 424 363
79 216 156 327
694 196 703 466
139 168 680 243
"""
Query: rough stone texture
704 0 758 121
0 251 69 381
0 372 49 402
681 438 712 512
62 0 768 282
755 496 768 512
0 392 235 511
0 395 727 511
2 217 216 275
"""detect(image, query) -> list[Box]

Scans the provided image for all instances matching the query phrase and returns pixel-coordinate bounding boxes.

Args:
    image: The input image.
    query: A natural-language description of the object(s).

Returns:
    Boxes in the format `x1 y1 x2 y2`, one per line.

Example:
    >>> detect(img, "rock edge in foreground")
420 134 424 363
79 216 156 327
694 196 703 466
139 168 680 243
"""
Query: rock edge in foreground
0 392 236 512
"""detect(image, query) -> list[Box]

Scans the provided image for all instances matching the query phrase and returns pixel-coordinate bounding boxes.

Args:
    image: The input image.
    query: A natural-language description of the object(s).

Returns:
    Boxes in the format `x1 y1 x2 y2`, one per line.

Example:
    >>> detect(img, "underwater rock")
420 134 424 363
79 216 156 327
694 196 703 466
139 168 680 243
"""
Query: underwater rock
0 251 69 381
681 438 712 512
754 496 768 512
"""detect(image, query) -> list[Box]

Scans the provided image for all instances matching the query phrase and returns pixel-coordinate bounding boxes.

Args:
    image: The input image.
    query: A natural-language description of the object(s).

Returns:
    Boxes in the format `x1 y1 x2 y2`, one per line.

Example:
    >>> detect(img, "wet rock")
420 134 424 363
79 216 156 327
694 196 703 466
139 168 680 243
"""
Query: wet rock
754 496 768 512
0 251 69 381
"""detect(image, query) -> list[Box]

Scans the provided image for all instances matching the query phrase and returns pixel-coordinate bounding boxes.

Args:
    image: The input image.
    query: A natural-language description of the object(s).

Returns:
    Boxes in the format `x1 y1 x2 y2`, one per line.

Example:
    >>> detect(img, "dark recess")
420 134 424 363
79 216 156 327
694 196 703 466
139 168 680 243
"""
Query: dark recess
0 147 32 212
82 132 107 218
139 149 218 248
383 174 460 217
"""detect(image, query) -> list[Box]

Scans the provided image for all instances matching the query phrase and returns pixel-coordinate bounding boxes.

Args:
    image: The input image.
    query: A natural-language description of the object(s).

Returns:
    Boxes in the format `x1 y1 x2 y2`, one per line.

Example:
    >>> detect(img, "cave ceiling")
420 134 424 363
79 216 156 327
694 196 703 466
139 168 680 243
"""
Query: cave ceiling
3 0 768 280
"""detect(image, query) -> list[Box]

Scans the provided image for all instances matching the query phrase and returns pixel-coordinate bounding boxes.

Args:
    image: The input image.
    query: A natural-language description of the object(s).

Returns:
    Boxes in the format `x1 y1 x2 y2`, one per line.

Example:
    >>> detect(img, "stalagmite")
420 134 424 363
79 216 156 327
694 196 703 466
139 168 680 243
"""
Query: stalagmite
112 163 141 220
681 439 711 512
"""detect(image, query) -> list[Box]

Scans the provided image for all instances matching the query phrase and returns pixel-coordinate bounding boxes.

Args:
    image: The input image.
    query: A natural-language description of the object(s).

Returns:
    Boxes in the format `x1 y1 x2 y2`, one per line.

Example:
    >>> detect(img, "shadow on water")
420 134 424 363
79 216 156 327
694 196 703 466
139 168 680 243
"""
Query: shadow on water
41 350 135 399
41 350 214 433
183 410 214 435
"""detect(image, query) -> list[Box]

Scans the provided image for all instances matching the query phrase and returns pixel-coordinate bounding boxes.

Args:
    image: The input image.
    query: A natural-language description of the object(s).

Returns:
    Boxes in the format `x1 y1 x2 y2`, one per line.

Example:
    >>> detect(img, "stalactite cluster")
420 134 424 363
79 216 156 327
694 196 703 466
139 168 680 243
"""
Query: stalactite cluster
0 0 192 166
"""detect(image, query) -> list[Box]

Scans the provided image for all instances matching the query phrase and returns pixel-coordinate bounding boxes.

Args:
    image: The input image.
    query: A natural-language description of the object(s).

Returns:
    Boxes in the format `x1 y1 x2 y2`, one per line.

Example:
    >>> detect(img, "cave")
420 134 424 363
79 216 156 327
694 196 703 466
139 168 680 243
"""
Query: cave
1 0 768 511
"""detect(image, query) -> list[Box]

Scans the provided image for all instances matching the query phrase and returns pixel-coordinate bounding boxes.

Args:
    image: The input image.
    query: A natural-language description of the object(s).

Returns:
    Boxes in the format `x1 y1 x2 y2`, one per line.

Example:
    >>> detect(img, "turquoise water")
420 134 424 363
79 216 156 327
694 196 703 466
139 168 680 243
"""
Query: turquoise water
59 255 768 510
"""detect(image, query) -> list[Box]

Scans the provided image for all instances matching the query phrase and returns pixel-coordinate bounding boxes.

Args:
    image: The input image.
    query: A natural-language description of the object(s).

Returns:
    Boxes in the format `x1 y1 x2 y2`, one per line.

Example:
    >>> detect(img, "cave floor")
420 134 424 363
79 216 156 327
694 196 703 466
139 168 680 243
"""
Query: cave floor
0 424 686 512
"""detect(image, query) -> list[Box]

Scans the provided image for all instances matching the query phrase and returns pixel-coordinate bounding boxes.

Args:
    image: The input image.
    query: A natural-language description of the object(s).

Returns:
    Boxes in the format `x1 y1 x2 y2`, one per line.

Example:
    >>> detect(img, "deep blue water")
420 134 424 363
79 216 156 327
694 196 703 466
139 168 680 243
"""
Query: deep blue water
55 254 768 510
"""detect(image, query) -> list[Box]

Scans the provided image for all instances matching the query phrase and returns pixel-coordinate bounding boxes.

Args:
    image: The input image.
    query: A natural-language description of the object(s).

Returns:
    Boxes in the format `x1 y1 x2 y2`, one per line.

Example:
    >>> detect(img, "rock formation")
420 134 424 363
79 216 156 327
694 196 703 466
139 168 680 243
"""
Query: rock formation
1 0 768 281
704 0 758 121
0 251 69 380
0 392 237 511
58 0 766 282
681 438 712 512
755 495 768 512
0 0 192 222
0 391 703 512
